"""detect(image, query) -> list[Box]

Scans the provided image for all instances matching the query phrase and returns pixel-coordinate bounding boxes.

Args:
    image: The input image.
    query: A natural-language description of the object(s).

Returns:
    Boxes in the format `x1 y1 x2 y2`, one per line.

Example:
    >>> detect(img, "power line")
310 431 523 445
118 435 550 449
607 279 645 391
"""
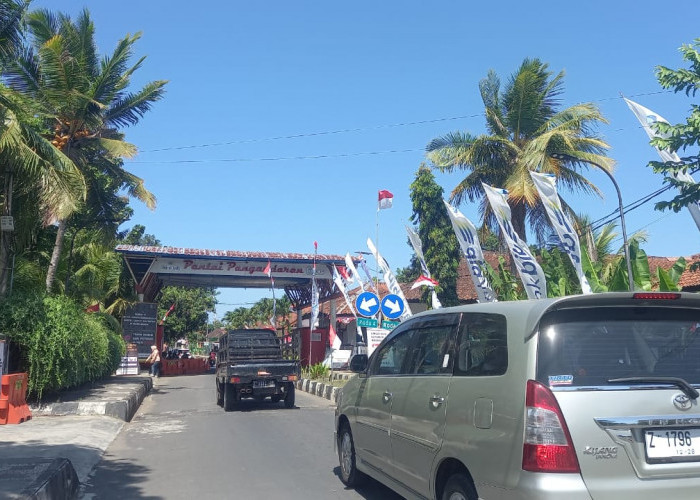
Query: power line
138 89 675 154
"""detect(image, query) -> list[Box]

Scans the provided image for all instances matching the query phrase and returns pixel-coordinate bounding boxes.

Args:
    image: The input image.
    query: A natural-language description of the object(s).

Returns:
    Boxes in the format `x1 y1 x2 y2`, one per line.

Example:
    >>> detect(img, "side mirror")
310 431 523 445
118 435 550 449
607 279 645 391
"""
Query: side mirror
349 354 368 373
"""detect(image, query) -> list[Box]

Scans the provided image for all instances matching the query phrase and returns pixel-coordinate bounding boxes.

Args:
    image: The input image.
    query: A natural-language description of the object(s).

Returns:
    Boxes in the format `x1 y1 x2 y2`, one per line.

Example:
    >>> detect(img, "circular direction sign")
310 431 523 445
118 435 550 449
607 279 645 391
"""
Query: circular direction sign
380 294 405 319
355 291 380 317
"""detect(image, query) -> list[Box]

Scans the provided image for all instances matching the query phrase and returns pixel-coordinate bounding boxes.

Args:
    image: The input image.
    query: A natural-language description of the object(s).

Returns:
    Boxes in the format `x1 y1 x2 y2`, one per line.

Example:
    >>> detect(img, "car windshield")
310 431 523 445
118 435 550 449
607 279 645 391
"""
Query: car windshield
536 307 700 387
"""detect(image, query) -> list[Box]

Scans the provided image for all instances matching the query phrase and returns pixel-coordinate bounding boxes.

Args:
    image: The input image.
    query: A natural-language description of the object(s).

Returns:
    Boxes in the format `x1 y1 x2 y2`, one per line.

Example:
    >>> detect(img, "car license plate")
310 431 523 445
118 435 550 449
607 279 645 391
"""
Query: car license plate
645 428 700 461
253 380 275 389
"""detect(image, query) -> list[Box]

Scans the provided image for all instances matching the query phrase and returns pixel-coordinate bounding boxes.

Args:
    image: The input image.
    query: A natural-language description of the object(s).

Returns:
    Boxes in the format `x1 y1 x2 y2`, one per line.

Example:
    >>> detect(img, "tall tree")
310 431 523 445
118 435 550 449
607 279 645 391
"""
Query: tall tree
0 1 84 297
426 58 612 244
650 39 700 213
5 8 167 293
408 164 461 306
157 286 217 345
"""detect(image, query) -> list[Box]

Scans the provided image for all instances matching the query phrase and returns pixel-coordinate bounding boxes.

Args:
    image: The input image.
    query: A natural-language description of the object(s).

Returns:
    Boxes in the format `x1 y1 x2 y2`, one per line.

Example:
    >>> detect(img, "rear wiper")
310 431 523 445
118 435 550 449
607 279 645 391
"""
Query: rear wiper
608 377 699 400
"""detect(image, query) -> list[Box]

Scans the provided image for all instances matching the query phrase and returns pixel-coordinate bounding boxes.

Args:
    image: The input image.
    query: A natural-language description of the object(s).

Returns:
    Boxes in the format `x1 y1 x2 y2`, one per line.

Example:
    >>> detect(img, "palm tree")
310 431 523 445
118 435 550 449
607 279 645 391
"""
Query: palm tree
427 58 613 244
5 8 166 292
0 1 85 297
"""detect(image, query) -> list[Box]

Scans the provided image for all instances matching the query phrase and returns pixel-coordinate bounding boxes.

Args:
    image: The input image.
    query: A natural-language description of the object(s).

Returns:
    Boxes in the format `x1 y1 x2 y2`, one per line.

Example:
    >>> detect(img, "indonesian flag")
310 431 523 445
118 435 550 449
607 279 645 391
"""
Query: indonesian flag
329 322 342 350
161 303 175 322
263 260 271 277
378 189 393 210
411 275 439 290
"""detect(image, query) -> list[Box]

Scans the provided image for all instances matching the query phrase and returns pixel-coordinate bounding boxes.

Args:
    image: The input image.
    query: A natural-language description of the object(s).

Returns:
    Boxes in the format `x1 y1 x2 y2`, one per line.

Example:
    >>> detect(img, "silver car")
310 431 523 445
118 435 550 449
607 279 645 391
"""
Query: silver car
335 292 700 499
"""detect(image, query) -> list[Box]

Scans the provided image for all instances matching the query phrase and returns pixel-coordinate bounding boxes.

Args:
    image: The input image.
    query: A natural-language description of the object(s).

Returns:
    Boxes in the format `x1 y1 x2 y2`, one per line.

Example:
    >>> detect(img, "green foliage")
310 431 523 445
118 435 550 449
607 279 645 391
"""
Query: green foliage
408 164 461 307
304 362 330 380
650 38 700 213
537 247 582 297
481 256 524 301
158 286 217 345
222 295 292 331
658 257 686 292
0 293 125 399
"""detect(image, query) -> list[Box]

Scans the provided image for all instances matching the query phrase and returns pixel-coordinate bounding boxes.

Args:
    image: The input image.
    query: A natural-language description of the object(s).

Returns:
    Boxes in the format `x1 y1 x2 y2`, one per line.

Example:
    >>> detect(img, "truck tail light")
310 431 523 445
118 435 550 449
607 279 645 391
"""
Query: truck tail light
522 380 580 473
229 377 240 383
287 375 298 382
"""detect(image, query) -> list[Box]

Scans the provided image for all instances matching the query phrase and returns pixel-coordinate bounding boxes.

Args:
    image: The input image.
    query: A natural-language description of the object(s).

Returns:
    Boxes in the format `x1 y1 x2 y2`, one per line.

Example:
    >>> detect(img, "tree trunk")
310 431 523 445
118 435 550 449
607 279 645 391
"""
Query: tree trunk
0 170 14 298
45 218 68 293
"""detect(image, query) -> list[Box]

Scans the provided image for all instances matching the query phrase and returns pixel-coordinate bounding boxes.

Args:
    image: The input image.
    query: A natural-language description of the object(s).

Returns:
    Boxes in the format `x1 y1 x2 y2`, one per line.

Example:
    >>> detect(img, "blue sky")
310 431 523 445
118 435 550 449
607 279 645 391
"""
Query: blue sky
32 1 700 317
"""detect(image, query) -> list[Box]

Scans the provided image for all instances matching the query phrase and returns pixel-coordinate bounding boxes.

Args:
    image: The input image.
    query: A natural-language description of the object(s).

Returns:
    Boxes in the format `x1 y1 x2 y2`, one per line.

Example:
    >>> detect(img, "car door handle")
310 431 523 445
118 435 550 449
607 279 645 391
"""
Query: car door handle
429 395 445 408
382 391 393 403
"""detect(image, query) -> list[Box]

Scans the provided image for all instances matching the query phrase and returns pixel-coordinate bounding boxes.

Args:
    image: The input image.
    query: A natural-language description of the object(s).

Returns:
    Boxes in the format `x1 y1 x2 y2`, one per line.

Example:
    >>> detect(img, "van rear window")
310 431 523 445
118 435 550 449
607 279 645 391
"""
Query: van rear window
536 307 700 387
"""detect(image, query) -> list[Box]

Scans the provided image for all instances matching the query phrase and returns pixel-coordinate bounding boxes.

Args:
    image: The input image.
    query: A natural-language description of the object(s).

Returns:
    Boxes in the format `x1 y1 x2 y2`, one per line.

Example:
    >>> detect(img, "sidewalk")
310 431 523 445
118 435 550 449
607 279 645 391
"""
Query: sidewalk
0 375 152 499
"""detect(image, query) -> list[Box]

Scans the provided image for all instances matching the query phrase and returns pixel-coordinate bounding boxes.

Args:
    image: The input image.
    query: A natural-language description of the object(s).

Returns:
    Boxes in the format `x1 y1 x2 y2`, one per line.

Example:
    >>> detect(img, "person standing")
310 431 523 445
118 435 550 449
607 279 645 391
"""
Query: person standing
146 345 161 377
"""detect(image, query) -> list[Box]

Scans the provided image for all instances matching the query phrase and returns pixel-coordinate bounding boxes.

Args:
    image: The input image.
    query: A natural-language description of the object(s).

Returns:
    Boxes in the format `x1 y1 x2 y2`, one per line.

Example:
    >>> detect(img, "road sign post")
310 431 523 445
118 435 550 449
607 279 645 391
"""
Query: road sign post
355 291 380 318
380 294 404 320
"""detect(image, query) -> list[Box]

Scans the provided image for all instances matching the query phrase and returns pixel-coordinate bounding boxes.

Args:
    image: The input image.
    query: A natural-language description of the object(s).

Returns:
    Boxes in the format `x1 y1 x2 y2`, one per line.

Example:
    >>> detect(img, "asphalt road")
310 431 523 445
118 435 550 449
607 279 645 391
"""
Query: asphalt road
81 373 403 499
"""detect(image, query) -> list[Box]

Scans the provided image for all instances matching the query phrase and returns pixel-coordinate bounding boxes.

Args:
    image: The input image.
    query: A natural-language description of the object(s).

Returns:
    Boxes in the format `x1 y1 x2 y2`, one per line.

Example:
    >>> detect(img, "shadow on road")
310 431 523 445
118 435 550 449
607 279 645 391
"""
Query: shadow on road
331 466 406 499
82 457 162 499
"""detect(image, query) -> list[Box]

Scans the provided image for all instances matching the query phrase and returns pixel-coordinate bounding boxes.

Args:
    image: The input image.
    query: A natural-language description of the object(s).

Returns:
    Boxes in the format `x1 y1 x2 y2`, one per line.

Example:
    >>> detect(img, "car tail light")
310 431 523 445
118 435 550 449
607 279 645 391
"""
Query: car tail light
229 377 240 383
522 380 580 473
632 292 681 300
286 375 298 382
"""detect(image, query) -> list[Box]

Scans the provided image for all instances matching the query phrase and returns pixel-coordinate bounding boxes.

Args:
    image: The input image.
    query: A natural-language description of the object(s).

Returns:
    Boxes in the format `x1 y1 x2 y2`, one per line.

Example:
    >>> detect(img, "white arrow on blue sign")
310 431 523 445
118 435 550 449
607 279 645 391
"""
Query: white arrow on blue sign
355 291 380 318
381 294 404 319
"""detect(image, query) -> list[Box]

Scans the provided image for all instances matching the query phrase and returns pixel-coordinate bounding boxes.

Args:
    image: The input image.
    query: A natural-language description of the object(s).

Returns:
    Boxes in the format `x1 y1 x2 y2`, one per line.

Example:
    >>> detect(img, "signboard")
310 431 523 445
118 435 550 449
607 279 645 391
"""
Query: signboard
382 320 400 330
355 291 380 318
0 216 13 232
122 302 158 358
151 257 331 278
367 328 390 357
380 294 405 320
115 344 139 375
357 317 378 328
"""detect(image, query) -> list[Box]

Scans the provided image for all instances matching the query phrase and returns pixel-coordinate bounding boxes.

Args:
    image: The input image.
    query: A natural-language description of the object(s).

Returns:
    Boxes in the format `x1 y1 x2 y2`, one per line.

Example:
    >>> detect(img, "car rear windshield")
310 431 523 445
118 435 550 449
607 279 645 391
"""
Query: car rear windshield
536 307 700 388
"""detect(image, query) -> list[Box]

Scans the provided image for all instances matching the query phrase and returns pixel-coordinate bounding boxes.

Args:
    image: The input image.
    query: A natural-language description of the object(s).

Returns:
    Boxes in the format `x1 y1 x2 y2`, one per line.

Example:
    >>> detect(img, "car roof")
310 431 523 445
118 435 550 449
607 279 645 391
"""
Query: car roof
408 292 700 339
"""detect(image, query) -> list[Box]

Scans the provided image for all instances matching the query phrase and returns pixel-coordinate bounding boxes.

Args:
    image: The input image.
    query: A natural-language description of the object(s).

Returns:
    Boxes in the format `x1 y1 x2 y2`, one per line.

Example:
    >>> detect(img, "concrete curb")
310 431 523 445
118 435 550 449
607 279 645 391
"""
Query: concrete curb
29 377 153 422
296 378 343 403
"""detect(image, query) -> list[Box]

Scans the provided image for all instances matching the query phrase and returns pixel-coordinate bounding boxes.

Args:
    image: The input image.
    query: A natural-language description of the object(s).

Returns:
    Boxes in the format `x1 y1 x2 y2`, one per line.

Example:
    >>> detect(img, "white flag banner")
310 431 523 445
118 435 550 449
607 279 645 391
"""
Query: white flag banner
333 265 357 319
482 184 547 299
443 201 497 303
405 226 442 309
359 258 378 294
310 277 319 330
530 171 592 294
366 237 413 320
344 253 365 292
624 97 700 230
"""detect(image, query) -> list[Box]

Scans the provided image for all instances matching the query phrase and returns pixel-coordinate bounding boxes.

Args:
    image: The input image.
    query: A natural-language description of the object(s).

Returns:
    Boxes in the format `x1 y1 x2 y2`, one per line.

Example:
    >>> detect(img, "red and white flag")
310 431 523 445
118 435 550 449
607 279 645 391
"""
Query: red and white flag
411 275 439 290
378 189 393 210
263 260 271 277
161 303 176 322
328 322 342 350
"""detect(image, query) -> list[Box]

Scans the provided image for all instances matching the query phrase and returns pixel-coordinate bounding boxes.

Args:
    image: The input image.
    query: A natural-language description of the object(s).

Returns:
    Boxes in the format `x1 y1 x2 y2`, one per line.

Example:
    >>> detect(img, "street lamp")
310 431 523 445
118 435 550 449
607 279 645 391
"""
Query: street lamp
550 153 634 292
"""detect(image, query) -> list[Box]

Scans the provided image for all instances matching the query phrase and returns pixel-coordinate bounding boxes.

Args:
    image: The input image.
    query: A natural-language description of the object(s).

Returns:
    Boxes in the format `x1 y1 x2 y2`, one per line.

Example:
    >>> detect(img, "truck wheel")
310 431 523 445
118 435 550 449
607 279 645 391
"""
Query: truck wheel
223 383 238 412
284 383 295 408
216 380 224 407
271 395 282 403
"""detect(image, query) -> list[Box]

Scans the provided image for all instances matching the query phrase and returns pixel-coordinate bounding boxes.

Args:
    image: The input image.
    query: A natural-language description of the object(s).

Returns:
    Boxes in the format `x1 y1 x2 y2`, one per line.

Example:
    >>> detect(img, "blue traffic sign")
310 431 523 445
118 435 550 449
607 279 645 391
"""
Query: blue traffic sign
355 291 380 317
381 294 405 319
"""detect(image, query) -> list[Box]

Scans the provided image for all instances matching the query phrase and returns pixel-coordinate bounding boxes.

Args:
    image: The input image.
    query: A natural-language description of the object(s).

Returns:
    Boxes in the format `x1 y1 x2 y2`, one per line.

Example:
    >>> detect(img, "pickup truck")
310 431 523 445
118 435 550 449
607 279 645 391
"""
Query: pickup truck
215 328 300 411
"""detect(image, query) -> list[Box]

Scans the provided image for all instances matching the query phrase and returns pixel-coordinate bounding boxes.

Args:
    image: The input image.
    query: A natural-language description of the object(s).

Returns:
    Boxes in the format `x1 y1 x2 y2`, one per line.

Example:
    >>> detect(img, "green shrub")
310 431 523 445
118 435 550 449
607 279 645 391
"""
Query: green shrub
304 362 330 380
0 293 126 399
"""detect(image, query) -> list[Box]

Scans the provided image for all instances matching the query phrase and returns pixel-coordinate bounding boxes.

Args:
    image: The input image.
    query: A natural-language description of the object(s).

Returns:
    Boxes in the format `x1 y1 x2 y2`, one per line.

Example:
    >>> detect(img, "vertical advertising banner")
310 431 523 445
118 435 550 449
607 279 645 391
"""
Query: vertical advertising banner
367 237 412 320
530 171 592 294
482 183 547 299
443 201 497 302
405 226 442 308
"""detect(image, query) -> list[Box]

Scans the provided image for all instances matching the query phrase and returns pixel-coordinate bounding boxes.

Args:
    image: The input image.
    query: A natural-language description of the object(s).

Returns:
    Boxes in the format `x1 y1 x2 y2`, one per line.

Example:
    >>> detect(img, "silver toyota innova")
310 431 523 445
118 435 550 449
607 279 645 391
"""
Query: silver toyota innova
335 292 700 499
